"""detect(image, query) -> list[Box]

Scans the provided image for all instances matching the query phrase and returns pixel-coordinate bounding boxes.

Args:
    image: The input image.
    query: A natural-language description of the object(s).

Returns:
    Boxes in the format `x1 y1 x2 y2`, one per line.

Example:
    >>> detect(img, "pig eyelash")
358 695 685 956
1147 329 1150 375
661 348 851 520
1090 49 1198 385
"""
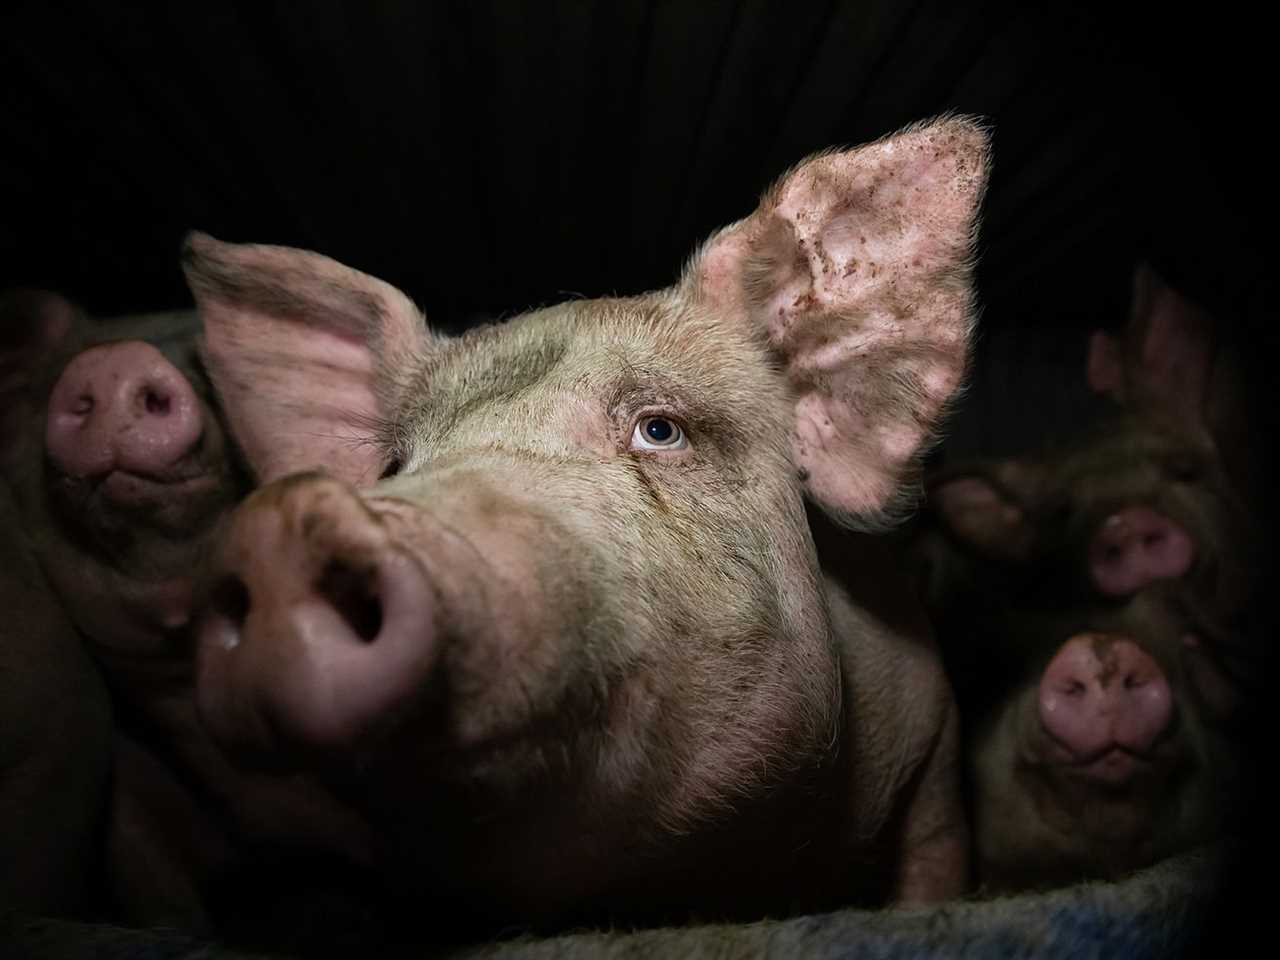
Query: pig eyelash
630 415 689 452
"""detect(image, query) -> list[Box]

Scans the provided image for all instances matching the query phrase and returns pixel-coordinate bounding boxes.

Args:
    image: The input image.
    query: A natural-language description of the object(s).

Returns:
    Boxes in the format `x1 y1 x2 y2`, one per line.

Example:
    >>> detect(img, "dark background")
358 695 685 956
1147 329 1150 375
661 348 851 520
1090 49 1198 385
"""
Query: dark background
2 2 1271 462
1 1 1272 951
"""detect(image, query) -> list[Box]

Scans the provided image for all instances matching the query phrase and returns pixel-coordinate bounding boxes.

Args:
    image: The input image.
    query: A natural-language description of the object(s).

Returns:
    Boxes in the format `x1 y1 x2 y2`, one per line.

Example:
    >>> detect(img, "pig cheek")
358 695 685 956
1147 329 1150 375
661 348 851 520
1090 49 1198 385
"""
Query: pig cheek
370 497 594 761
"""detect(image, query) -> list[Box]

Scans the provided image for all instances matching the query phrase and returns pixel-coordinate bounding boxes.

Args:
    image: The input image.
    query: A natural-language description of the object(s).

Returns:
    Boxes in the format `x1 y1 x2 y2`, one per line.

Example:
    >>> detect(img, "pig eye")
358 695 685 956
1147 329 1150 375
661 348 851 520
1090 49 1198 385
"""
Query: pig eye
379 455 404 480
631 416 687 451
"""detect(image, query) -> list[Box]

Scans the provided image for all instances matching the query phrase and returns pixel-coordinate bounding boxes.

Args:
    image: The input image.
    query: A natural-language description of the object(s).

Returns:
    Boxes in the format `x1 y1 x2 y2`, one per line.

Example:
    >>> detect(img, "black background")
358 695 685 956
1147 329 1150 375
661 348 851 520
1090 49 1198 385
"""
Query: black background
2 1 1272 455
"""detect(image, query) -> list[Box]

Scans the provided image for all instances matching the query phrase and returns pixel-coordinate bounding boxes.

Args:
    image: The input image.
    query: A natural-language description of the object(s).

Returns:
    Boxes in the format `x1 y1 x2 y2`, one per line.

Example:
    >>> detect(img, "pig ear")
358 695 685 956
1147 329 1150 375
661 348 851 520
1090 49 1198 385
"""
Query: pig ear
686 116 991 528
181 233 435 487
1114 263 1216 421
927 467 1035 563
0 289 81 393
1085 329 1124 400
1 291 83 454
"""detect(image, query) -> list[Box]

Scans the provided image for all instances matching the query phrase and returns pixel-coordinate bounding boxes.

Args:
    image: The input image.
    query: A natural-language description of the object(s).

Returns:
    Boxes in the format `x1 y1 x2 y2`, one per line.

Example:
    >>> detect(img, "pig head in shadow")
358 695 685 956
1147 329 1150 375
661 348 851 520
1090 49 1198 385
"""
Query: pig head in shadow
181 117 990 932
921 265 1264 892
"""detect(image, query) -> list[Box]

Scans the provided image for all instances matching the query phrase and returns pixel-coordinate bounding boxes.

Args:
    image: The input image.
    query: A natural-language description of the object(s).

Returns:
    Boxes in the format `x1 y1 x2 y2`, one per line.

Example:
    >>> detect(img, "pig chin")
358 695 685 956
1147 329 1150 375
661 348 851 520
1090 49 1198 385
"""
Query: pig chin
47 427 236 545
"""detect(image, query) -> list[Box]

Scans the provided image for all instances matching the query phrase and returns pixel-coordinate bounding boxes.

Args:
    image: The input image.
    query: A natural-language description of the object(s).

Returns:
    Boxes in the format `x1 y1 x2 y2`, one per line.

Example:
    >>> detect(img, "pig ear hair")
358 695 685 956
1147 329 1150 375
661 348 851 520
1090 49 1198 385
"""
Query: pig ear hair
686 115 991 530
926 465 1035 563
182 232 434 487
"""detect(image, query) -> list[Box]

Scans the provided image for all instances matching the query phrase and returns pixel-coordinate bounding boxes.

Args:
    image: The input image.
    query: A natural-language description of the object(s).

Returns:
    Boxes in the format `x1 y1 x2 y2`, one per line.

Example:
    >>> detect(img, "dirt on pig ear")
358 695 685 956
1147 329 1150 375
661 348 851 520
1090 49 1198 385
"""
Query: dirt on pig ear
685 115 991 530
181 232 439 488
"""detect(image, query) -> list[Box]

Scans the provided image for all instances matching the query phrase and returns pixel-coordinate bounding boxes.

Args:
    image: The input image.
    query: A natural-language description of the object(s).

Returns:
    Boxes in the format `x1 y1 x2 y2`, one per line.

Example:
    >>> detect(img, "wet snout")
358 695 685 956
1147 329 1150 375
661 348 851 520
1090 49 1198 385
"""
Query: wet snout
196 474 440 766
1088 506 1194 596
45 341 203 481
1038 632 1173 782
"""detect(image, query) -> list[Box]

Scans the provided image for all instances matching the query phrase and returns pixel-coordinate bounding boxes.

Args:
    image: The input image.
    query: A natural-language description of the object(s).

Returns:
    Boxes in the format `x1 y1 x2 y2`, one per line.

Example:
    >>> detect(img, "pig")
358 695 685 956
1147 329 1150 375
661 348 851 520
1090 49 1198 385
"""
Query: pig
918 264 1264 892
1 292 113 914
0 290 373 939
177 115 991 937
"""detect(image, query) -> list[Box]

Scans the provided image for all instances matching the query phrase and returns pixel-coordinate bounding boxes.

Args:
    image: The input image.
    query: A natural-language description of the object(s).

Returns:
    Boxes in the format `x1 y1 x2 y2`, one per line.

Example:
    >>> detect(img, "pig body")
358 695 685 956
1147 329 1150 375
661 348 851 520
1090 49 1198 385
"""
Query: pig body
1 292 114 914
920 267 1262 891
179 116 991 935
0 472 113 915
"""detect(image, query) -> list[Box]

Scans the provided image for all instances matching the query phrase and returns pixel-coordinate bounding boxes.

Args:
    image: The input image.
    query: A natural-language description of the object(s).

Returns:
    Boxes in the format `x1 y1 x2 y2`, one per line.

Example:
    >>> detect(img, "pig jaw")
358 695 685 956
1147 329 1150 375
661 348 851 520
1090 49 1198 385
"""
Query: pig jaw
969 677 1217 890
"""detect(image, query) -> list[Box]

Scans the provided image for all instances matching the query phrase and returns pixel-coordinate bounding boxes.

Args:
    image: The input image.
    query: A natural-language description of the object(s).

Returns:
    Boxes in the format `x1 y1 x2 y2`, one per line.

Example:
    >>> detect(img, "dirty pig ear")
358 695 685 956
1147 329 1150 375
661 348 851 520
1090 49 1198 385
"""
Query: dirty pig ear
182 232 434 487
686 116 991 529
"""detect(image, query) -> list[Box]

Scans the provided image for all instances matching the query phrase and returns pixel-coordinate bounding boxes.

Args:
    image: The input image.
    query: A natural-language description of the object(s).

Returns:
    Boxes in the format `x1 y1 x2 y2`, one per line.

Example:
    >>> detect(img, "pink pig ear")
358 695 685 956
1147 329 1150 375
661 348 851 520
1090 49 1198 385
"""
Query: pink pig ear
182 233 434 487
687 116 991 528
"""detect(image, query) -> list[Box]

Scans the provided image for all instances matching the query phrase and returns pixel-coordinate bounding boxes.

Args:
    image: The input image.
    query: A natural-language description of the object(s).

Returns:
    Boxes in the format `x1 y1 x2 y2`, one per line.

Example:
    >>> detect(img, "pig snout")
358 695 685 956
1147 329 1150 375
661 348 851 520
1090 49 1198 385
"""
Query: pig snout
1088 506 1194 596
45 341 203 481
1037 633 1173 782
196 474 441 765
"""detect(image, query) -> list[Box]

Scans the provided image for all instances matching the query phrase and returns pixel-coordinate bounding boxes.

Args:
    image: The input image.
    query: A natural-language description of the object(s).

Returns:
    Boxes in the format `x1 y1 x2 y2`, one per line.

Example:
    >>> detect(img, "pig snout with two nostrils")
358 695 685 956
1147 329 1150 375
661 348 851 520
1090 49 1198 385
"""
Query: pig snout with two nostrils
921 267 1261 891
185 116 991 927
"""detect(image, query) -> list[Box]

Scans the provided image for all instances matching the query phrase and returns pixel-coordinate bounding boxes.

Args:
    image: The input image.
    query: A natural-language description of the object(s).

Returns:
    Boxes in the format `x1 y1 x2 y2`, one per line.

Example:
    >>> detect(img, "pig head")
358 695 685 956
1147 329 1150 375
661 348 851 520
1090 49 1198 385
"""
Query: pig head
0 292 244 681
921 265 1262 891
183 117 990 928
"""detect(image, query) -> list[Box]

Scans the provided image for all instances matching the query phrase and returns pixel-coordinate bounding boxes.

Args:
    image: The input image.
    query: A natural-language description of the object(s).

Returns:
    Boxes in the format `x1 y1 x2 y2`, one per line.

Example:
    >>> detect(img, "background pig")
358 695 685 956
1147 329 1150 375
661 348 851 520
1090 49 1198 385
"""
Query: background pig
180 116 989 936
918 265 1264 891
0 290 375 941
1 292 113 914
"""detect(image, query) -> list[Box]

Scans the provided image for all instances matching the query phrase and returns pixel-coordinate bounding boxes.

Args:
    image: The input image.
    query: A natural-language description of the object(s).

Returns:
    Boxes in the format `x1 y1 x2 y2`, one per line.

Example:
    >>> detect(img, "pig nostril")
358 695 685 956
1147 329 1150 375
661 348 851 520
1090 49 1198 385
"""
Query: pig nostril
72 395 94 416
317 560 383 643
210 575 251 628
143 388 171 416
1143 532 1165 548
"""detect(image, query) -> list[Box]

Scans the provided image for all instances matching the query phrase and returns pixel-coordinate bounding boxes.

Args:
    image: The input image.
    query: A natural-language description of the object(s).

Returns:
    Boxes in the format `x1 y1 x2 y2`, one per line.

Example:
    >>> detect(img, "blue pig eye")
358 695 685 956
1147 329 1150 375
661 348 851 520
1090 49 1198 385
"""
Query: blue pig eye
632 416 687 451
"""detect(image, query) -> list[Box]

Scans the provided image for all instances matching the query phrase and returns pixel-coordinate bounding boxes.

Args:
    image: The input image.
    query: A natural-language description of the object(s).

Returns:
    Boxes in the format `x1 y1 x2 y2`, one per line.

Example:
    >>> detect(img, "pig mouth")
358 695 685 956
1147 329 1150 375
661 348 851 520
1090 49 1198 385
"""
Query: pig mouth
98 465 223 502
1039 711 1183 786
1058 745 1155 785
